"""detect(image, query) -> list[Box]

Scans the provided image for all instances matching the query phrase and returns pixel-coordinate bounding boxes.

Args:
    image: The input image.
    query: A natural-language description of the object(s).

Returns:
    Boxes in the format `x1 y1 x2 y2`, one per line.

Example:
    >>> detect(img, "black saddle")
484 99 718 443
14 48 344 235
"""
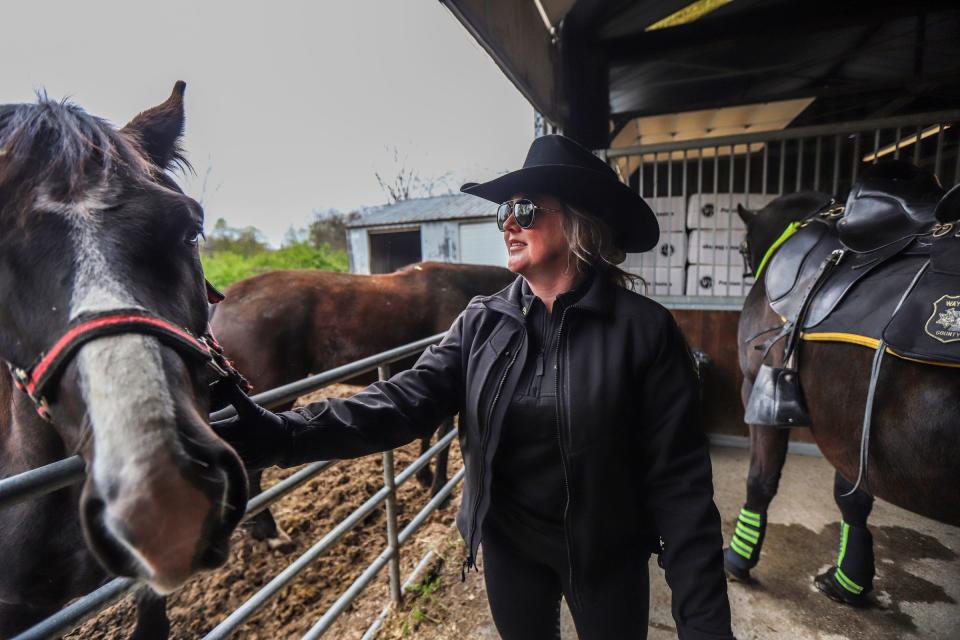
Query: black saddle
837 161 944 253
764 179 960 366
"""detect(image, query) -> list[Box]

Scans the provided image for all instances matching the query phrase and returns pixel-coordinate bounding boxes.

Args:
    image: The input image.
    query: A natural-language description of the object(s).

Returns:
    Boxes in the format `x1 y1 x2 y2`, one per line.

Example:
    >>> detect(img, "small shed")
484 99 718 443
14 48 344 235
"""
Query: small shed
345 193 508 274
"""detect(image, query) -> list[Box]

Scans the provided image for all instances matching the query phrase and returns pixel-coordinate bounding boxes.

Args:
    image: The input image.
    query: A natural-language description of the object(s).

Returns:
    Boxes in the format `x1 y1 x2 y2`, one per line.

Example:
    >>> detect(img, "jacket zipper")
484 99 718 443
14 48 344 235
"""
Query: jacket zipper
554 306 581 610
464 332 522 577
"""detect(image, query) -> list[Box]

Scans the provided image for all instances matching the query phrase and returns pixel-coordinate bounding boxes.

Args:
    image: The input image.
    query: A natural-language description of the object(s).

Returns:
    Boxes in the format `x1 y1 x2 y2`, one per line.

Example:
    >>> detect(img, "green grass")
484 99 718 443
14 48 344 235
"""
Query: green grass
201 241 348 290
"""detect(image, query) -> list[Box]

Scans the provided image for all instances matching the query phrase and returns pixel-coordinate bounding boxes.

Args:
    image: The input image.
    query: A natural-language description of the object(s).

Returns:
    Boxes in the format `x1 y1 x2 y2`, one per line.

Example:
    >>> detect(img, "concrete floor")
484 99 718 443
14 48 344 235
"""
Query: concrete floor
553 445 960 639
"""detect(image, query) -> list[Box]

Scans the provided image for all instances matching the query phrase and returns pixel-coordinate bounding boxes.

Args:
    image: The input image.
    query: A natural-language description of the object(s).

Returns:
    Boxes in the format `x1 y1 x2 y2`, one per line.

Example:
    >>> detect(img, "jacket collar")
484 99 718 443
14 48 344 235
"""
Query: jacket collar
481 268 614 319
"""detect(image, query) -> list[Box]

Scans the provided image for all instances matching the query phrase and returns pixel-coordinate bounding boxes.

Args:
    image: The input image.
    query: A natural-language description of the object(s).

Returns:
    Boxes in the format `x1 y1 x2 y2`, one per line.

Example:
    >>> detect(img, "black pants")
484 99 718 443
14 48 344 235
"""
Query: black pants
481 513 649 640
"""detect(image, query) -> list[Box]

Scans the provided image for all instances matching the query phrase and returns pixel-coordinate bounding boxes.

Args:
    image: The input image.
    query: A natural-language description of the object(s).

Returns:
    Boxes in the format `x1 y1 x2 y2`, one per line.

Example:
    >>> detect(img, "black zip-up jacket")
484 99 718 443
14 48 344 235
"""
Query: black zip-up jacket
278 274 734 640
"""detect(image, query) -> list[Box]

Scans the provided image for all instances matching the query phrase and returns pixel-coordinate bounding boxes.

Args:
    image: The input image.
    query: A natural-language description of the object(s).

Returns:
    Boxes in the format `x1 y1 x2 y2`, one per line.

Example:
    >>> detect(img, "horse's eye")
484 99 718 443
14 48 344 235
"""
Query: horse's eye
184 228 204 246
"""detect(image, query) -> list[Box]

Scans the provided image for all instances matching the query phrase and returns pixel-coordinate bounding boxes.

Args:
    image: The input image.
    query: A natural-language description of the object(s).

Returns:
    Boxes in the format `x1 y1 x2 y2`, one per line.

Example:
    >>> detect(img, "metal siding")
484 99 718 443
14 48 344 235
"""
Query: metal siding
347 228 370 274
421 222 460 262
459 221 508 267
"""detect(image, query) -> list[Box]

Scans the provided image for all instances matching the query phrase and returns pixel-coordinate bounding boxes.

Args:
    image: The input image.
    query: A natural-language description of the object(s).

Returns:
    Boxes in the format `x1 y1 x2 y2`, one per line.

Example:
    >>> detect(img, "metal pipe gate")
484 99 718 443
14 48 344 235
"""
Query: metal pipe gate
603 110 960 309
2 333 457 640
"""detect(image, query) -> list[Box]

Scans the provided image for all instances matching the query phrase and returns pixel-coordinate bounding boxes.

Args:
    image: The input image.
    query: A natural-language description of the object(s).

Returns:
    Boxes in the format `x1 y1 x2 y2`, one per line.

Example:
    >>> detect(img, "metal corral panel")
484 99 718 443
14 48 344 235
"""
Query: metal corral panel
459 220 508 267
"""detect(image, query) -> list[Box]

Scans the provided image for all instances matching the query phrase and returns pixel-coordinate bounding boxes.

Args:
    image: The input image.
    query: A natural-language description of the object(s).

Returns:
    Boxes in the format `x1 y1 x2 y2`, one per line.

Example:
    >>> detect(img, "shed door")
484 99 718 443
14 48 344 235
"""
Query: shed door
459 221 507 267
369 229 422 274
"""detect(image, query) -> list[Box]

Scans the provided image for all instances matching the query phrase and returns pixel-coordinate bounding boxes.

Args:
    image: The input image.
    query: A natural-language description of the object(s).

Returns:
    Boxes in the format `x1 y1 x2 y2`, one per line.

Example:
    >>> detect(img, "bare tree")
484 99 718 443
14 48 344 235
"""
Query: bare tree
374 146 453 203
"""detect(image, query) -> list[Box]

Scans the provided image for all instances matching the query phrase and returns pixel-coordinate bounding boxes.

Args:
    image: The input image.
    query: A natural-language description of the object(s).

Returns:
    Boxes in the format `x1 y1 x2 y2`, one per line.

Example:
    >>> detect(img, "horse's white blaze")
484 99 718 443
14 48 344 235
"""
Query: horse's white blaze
62 197 177 505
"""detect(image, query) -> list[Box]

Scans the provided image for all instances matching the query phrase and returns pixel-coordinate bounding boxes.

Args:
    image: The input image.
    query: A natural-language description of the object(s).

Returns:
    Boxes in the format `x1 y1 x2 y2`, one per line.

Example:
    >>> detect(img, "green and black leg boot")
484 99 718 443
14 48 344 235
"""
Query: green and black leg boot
815 520 874 606
724 507 766 581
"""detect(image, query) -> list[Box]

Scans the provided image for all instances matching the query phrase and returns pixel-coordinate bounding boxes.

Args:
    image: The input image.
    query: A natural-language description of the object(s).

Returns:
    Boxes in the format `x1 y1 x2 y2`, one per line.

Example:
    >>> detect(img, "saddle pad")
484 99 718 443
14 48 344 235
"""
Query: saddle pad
884 234 960 364
806 253 928 341
804 236 918 329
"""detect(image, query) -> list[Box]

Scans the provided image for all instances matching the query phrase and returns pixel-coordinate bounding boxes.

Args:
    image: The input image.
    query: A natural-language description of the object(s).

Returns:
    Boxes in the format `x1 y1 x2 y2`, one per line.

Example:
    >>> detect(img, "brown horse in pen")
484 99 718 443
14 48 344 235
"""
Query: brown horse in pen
0 84 247 638
725 183 960 607
209 261 516 542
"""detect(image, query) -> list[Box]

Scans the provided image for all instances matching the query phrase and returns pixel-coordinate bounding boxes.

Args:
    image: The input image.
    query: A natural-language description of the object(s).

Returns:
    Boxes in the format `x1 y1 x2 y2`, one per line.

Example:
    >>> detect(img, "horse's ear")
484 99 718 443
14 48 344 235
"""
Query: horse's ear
737 203 756 226
121 81 187 171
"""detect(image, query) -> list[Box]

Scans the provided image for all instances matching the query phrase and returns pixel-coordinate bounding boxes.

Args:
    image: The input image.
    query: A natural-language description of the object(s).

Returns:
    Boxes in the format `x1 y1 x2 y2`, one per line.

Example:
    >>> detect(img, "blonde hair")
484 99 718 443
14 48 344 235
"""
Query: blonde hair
560 204 642 290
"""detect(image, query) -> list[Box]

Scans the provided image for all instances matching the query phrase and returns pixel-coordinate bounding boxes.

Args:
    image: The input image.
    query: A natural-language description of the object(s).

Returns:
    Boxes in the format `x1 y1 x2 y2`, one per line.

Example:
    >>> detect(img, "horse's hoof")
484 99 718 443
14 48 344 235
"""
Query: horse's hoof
814 568 870 608
266 528 295 553
723 547 754 583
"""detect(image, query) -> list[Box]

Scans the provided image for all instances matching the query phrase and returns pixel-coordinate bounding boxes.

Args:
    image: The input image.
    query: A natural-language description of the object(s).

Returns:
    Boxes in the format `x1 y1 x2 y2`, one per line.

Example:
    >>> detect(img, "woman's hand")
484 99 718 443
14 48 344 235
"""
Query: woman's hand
210 383 292 471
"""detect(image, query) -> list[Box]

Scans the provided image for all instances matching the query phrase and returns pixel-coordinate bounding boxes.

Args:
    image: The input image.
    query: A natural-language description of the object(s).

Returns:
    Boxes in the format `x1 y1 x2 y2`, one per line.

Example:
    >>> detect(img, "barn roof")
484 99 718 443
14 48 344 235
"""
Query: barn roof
440 0 960 149
347 193 496 228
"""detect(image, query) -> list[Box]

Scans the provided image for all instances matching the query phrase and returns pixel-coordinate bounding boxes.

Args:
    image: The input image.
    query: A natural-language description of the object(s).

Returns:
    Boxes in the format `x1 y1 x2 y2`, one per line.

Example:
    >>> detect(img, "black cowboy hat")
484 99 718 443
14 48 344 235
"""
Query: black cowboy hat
460 134 659 252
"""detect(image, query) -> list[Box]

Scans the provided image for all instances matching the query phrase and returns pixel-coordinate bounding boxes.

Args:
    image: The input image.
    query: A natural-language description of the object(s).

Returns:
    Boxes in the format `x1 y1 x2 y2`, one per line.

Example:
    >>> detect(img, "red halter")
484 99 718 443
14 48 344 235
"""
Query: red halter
8 280 248 421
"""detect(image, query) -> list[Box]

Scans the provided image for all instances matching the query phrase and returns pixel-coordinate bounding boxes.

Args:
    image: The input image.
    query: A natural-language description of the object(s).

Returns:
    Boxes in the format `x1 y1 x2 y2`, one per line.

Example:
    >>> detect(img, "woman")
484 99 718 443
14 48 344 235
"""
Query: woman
213 134 734 639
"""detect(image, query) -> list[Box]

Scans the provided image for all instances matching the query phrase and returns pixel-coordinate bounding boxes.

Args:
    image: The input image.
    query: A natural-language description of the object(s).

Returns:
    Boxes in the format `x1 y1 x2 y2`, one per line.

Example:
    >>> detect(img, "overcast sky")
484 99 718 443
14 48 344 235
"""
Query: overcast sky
1 1 534 245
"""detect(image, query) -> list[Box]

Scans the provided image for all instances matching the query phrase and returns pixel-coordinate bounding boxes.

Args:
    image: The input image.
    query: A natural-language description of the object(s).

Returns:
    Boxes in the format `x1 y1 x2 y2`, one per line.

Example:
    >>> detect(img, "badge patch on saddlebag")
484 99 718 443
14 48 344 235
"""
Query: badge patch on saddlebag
925 294 960 343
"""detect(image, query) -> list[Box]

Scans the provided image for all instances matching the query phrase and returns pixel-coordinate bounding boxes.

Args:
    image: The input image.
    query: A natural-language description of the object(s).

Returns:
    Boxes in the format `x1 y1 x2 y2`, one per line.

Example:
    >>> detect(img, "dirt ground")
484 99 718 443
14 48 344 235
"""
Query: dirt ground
379 446 960 640
69 404 960 640
69 384 474 640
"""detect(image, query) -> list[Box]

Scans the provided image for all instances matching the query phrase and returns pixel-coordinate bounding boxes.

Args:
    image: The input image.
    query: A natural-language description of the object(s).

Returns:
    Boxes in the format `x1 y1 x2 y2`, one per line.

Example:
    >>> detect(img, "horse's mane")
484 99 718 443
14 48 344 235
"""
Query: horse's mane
0 96 162 210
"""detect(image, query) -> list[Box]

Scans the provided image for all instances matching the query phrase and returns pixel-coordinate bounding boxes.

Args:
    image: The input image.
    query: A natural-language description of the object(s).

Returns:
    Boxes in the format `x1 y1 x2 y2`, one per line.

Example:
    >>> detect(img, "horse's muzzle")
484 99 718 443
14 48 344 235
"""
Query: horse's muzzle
80 422 248 593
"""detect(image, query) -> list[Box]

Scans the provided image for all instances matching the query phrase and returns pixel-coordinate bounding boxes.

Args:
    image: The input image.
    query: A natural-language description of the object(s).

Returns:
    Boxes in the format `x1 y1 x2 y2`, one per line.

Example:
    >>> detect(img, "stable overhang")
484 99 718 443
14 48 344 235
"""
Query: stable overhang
440 0 960 149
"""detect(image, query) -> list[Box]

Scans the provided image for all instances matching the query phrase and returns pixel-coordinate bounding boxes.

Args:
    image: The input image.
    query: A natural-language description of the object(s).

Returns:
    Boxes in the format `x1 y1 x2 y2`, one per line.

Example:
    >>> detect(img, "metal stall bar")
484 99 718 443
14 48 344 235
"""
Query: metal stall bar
762 142 769 196
681 148 688 297
695 149 704 296
914 125 923 165
814 136 822 192
796 137 804 192
955 127 960 186
711 145 719 297
360 549 437 640
0 456 85 508
667 151 674 278
379 364 404 608
11 578 137 640
604 111 960 159
832 134 841 195
894 127 902 160
300 468 466 640
935 123 945 179
203 429 458 640
852 133 861 183
726 145 735 296
778 139 786 195
0 334 445 509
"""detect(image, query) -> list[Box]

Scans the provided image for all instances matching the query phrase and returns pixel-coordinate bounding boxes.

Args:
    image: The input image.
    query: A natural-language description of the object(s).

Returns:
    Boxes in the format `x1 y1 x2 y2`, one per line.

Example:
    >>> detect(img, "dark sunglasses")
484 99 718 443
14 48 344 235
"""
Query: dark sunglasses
496 199 561 231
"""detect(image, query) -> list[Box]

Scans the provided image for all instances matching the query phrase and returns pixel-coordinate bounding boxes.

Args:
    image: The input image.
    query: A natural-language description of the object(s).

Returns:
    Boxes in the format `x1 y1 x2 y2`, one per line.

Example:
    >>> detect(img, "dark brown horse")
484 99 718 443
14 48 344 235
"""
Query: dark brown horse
209 261 516 541
0 84 248 638
725 190 960 606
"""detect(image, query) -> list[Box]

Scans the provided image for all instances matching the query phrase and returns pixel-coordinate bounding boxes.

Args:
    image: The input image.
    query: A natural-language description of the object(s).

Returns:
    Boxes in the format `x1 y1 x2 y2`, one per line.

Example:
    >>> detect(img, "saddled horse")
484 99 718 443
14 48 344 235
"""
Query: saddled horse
0 84 248 638
208 261 516 541
725 166 960 606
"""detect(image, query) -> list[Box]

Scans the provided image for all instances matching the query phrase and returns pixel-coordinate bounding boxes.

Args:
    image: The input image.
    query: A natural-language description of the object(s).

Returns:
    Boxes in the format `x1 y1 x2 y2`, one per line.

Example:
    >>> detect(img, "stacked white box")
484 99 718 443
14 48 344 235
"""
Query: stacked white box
686 192 778 230
648 196 686 234
624 231 686 270
626 266 685 296
687 229 745 266
685 265 755 297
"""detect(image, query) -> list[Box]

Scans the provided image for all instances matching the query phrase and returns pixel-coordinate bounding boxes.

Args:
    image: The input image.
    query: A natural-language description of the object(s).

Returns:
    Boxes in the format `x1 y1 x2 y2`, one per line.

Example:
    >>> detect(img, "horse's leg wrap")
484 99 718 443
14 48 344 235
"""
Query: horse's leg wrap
830 520 875 596
724 506 767 574
816 473 875 604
